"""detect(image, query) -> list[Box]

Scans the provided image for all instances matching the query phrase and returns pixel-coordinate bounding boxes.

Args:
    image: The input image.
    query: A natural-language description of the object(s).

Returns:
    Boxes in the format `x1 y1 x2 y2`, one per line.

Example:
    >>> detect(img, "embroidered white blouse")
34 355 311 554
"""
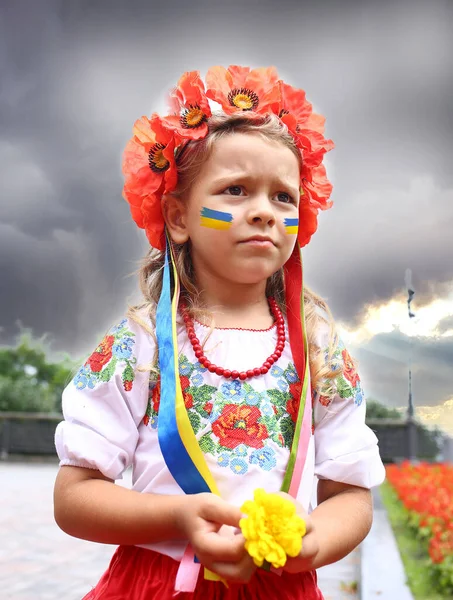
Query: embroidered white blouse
55 313 386 561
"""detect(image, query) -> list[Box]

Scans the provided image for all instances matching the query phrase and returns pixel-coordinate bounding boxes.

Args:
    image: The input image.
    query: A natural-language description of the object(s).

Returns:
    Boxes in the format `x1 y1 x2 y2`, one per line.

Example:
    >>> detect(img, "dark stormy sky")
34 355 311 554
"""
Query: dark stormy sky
1 0 452 430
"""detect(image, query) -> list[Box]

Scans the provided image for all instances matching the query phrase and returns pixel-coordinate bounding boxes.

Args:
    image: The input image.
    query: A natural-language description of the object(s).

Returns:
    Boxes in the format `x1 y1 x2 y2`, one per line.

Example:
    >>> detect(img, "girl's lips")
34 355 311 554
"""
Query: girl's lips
240 238 275 248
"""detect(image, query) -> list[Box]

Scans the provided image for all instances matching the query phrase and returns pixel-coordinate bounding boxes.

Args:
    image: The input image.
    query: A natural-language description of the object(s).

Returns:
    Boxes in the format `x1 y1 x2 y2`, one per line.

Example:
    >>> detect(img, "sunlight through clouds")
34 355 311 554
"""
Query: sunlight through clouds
339 293 453 345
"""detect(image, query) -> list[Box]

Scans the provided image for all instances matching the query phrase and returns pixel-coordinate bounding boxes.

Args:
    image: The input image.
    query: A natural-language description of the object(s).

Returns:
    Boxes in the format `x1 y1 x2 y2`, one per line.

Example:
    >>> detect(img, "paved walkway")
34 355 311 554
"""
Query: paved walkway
1 462 359 599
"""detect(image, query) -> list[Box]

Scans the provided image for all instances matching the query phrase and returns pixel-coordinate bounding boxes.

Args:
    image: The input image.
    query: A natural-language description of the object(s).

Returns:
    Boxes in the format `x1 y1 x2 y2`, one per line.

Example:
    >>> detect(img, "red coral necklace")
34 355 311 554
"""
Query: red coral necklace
180 297 286 381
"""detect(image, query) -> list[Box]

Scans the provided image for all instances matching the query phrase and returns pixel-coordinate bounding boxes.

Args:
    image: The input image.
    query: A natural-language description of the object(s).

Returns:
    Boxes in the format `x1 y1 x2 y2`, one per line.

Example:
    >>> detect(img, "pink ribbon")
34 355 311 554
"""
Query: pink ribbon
174 544 201 594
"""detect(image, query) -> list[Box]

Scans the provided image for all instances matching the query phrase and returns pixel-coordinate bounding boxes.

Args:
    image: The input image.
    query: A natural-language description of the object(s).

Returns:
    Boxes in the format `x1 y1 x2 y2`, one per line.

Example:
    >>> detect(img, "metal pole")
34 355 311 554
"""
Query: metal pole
405 269 417 461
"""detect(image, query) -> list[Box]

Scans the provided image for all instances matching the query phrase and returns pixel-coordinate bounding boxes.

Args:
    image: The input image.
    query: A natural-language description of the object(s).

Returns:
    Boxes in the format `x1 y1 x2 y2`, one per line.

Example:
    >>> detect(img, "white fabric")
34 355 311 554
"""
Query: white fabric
55 313 386 561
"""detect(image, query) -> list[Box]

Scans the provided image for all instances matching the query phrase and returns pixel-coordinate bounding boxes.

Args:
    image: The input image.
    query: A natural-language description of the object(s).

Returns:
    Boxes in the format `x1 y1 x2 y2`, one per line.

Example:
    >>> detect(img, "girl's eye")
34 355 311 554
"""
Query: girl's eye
224 185 243 196
276 192 295 204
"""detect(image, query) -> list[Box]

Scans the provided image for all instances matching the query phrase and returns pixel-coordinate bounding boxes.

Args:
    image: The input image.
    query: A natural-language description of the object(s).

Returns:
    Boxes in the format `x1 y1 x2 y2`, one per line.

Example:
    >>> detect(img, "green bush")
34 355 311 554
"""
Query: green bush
0 375 56 412
0 330 77 413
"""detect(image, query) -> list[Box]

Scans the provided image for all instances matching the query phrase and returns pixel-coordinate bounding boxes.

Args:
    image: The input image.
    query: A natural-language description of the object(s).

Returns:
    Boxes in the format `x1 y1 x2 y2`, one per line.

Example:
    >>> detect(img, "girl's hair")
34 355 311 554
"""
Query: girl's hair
127 112 340 395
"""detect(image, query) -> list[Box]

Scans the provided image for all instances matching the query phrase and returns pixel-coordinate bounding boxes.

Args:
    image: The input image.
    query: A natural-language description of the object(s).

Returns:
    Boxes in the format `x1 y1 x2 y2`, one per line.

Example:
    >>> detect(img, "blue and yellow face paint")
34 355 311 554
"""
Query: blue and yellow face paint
284 218 299 235
200 207 233 230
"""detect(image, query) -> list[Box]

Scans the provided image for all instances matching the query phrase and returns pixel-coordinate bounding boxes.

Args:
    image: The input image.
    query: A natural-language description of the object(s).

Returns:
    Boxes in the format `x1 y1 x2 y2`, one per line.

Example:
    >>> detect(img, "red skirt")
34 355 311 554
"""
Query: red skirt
83 546 325 600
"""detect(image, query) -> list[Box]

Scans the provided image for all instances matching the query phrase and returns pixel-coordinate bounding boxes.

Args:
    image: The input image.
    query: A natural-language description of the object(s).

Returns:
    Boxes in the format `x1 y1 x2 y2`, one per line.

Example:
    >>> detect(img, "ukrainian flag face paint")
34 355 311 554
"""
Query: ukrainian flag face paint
284 218 299 235
200 207 233 230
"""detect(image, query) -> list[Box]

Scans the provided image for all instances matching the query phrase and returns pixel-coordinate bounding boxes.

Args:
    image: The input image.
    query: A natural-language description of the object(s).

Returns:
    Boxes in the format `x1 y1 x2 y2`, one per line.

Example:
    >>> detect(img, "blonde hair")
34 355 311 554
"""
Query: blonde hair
127 113 340 395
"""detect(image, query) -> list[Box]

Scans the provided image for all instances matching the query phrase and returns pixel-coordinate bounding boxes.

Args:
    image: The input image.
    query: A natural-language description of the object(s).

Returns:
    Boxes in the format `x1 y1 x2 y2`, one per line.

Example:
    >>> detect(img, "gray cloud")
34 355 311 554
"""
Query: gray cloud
351 328 453 409
436 316 453 335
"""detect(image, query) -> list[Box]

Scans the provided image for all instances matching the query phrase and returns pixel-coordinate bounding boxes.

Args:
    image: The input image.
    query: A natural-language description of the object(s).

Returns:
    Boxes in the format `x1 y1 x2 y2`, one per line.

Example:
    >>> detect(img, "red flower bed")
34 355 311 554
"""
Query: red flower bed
386 461 453 594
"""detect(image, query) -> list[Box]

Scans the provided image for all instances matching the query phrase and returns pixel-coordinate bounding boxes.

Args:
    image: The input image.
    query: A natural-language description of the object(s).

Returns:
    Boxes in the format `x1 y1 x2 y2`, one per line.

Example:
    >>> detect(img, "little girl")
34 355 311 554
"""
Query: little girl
54 65 385 599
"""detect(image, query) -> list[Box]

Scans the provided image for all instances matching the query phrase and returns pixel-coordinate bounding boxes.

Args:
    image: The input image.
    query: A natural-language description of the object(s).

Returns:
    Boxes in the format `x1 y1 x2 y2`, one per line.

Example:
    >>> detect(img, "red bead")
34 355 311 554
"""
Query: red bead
181 297 284 382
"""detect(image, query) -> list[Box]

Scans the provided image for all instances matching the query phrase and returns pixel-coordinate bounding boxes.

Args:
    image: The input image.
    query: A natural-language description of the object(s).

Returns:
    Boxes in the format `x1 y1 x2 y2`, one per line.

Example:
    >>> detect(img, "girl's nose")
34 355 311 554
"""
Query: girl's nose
247 197 276 227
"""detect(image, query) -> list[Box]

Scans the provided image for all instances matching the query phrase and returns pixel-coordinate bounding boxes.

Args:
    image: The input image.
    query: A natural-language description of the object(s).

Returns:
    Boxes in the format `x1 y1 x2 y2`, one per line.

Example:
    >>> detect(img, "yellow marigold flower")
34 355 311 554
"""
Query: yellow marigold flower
239 489 307 568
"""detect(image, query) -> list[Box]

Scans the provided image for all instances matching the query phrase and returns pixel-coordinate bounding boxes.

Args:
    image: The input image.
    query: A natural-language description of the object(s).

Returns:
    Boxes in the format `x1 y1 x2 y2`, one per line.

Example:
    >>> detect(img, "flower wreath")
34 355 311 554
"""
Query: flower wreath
121 65 334 249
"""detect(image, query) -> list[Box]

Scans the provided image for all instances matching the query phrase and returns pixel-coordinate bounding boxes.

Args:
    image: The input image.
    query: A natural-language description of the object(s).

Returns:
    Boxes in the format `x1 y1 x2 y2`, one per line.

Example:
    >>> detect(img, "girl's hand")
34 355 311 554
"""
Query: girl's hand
277 492 320 573
177 493 257 583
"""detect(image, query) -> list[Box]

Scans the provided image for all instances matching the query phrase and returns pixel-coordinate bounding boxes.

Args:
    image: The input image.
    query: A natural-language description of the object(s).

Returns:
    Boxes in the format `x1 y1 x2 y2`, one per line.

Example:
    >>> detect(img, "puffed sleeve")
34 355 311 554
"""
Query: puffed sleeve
55 316 155 480
313 326 386 489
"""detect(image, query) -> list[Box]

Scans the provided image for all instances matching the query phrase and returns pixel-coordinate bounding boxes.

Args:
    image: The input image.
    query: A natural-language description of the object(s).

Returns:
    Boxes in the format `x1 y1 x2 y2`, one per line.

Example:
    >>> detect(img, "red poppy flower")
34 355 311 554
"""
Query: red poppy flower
143 414 150 426
123 380 133 392
273 81 312 132
212 404 268 449
273 81 334 169
297 202 319 248
206 65 280 115
300 164 333 212
122 115 179 250
163 71 211 140
85 335 114 373
342 349 360 388
298 132 334 170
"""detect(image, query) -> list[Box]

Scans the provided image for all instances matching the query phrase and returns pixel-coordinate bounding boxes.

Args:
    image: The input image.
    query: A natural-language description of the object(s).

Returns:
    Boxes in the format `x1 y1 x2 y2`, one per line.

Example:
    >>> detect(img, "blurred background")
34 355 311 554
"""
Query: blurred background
1 1 452 599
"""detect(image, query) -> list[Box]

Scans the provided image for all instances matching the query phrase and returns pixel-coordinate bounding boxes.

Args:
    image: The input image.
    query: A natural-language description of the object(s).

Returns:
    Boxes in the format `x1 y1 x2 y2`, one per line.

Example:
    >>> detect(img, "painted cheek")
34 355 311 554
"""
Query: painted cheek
283 217 299 235
200 207 233 231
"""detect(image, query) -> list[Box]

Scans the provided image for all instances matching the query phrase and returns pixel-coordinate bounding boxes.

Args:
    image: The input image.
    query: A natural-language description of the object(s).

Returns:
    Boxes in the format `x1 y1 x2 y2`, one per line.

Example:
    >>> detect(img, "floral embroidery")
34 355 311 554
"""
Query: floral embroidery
230 457 248 475
250 447 277 471
73 319 136 391
342 348 360 388
212 405 269 449
142 354 306 474
318 340 364 407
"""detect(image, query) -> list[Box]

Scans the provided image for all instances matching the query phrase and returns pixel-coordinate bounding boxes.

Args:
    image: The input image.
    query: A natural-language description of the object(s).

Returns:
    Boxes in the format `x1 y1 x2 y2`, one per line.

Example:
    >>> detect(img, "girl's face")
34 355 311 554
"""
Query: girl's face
168 132 300 291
